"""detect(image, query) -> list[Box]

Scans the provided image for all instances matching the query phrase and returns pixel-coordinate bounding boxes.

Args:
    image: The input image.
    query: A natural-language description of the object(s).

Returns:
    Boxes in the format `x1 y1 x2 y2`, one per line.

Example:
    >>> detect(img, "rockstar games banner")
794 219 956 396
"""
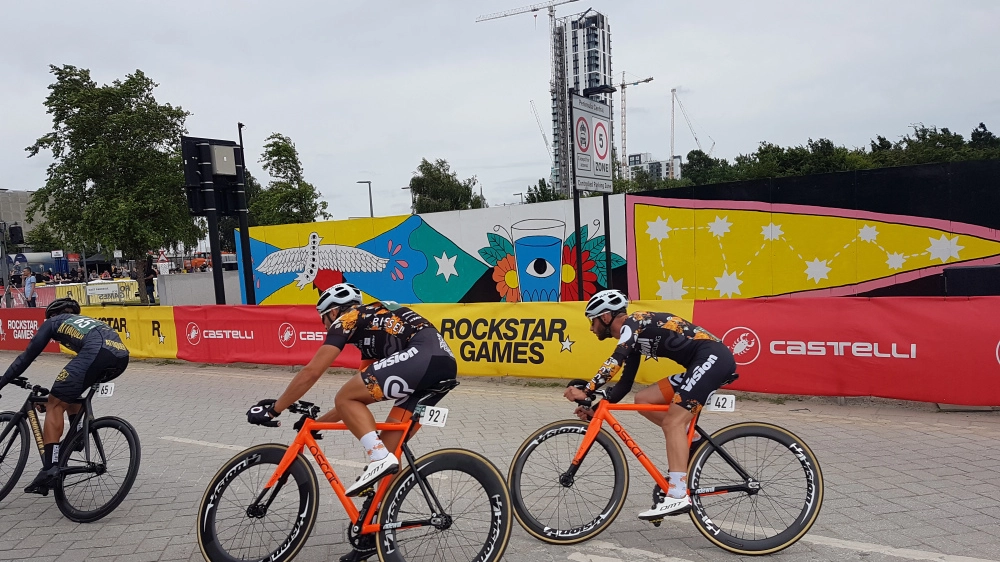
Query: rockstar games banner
80 305 178 359
409 300 694 384
0 309 59 353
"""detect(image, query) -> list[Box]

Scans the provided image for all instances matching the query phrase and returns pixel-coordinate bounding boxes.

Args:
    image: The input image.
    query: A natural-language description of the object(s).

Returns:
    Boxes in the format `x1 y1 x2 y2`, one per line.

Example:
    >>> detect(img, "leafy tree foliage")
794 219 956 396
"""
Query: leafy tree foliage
681 122 1000 186
25 65 202 301
23 222 61 252
249 133 330 225
525 178 566 203
409 158 487 213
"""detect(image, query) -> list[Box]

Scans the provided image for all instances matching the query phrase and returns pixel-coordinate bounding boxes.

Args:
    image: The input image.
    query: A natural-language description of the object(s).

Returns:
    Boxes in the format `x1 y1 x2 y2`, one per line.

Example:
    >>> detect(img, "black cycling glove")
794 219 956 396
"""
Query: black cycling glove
247 399 280 427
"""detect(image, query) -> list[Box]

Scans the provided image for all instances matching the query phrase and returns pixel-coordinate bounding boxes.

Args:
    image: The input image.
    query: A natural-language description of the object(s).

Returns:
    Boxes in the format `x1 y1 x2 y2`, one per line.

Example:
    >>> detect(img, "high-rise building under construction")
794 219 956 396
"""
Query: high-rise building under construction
551 11 613 196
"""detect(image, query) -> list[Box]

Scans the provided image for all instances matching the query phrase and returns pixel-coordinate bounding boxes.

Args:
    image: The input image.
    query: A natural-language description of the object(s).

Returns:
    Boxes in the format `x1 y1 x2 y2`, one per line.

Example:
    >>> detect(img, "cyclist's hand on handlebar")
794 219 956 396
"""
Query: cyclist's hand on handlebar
564 386 589 403
247 399 280 427
574 405 595 421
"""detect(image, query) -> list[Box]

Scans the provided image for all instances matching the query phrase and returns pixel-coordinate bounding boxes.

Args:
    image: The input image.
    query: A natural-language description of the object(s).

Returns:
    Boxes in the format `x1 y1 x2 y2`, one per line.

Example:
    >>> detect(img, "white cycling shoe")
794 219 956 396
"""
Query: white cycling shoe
638 494 692 520
345 453 399 497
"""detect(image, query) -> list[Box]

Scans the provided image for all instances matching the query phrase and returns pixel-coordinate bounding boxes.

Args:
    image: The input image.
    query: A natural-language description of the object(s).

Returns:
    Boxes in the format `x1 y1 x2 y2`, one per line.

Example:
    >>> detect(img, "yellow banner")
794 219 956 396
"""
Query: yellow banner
56 280 145 304
409 300 694 385
80 305 178 359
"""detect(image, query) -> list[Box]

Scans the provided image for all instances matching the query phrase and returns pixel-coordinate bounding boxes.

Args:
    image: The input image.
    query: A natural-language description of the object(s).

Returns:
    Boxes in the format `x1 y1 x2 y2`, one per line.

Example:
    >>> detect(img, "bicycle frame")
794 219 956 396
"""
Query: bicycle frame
572 400 756 497
260 417 426 536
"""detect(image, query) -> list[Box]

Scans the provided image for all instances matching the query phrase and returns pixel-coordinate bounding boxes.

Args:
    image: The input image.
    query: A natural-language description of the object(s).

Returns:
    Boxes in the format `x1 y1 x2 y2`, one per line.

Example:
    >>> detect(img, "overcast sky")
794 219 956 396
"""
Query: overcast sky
2 1 998 219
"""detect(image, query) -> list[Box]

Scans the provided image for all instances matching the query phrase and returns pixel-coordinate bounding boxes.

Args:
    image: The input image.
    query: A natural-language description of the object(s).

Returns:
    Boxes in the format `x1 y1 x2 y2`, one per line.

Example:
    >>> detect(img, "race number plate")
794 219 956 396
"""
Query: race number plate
703 393 735 412
93 382 115 397
420 406 449 428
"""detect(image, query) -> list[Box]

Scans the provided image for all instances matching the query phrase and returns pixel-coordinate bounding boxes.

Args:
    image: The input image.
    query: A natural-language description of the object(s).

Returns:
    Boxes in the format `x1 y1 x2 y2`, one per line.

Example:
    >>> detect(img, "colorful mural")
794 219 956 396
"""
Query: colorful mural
627 196 1000 299
238 196 628 305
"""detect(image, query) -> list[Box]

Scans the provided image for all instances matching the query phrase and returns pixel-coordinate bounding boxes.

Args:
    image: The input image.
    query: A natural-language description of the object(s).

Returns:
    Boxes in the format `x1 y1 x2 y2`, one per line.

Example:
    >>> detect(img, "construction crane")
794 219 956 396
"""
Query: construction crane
530 100 553 161
619 72 653 174
670 88 715 179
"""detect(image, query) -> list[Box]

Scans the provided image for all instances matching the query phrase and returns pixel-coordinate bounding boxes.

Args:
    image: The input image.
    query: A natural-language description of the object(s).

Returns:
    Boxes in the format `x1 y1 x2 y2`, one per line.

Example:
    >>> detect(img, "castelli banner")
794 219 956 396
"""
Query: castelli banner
692 297 1000 406
173 305 360 368
0 309 59 353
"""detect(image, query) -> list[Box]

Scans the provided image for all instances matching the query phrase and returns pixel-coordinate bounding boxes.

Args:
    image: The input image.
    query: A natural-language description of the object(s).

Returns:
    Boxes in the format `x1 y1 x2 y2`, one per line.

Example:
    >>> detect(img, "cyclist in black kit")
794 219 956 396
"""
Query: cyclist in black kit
0 297 130 495
564 290 736 519
246 282 457 498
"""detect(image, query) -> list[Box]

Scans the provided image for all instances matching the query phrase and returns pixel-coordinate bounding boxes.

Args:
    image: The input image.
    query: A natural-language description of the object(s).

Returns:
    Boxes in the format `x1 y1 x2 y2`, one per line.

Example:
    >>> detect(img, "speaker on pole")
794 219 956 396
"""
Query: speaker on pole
8 225 23 245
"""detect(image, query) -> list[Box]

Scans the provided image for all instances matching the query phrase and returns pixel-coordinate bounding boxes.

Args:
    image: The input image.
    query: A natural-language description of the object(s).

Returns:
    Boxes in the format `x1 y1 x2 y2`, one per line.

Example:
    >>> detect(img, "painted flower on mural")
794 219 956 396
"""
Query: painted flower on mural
561 244 597 301
492 254 520 302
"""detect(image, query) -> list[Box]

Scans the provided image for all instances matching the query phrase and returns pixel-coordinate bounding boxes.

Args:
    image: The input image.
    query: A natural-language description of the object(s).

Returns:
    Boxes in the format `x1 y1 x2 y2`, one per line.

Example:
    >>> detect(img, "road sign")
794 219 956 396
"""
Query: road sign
571 94 613 193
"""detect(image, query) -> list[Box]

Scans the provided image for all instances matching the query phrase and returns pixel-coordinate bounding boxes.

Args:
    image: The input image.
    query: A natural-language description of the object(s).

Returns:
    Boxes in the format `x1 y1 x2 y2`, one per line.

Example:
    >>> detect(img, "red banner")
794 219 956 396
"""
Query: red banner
693 297 1000 406
0 309 60 353
173 305 360 368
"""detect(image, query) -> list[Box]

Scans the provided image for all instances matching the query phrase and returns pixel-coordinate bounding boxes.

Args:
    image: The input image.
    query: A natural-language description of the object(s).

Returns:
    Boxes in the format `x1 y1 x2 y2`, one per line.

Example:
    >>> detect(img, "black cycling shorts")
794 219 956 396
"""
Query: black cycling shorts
659 340 736 414
51 336 129 402
361 329 457 412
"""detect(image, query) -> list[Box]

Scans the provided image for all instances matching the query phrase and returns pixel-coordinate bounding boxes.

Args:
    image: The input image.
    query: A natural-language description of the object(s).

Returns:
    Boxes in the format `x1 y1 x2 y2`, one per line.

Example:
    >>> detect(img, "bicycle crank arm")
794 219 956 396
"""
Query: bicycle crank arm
692 480 760 497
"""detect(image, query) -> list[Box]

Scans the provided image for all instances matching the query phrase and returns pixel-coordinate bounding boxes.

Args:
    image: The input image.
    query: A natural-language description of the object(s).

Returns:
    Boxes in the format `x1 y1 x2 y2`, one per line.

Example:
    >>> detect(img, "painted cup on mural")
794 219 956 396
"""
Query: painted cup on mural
511 219 565 302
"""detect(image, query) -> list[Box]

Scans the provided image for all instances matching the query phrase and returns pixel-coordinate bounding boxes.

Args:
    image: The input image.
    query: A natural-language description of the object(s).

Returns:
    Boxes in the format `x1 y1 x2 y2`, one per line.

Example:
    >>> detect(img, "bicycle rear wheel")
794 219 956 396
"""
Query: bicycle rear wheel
197 443 318 562
54 416 141 522
0 412 30 502
508 420 628 545
688 422 823 555
377 448 512 562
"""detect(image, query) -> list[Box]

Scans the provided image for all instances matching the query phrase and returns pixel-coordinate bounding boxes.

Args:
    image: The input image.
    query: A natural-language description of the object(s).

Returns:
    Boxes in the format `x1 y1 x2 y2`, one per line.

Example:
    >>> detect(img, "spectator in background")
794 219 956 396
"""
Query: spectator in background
53 272 65 284
89 270 98 281
100 269 111 280
143 257 157 303
23 267 37 308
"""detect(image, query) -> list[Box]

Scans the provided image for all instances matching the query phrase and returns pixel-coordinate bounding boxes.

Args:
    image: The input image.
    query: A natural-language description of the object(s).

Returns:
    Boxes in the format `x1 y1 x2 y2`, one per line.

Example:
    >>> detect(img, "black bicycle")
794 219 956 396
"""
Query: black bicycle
0 376 141 522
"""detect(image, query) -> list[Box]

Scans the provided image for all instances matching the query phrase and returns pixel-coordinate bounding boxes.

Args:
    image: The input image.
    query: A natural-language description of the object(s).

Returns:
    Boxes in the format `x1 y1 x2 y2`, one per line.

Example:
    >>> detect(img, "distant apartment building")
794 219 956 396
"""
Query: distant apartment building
627 153 682 181
0 189 35 237
552 11 613 196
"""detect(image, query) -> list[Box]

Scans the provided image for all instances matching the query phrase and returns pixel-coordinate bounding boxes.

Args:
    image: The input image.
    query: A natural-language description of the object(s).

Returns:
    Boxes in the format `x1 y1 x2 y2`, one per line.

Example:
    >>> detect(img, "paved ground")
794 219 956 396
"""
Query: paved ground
1 351 999 562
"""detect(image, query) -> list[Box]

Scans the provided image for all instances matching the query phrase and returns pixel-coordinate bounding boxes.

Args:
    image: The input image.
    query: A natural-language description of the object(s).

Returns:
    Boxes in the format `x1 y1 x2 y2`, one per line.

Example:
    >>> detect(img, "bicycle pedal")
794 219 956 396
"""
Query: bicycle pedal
650 518 663 527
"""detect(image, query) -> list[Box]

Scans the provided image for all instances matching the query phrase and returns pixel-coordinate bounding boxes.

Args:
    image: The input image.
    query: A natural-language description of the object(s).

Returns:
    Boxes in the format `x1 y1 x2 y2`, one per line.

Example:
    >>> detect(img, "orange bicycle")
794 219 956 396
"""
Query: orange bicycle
196 380 512 562
507 381 823 555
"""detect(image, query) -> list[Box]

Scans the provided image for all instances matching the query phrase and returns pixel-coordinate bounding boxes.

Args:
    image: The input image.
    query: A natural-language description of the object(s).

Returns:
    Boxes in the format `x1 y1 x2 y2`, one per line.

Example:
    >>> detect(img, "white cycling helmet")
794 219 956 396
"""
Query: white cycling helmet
584 289 629 319
316 283 363 316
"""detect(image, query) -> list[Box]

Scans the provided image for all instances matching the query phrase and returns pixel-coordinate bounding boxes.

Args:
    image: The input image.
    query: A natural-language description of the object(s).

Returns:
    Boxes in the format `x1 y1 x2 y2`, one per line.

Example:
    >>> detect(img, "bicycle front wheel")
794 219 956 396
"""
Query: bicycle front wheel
54 416 141 522
688 422 824 555
508 420 628 545
377 448 512 562
197 443 319 562
0 412 30 502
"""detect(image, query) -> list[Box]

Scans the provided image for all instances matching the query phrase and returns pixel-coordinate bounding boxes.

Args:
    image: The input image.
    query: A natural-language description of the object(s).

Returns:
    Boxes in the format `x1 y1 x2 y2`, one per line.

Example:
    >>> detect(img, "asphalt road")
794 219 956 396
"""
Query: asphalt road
1 352 998 562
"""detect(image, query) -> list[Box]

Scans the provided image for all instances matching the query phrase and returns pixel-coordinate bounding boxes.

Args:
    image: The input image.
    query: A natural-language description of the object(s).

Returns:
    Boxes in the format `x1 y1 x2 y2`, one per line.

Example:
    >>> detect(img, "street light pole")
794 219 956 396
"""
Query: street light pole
401 186 415 214
357 181 373 217
514 192 524 204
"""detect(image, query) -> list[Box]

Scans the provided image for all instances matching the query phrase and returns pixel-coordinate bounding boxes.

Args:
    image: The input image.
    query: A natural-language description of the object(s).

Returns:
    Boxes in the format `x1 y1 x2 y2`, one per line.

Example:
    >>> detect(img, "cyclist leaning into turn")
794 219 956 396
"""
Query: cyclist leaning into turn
564 290 737 519
246 282 458 498
0 297 130 495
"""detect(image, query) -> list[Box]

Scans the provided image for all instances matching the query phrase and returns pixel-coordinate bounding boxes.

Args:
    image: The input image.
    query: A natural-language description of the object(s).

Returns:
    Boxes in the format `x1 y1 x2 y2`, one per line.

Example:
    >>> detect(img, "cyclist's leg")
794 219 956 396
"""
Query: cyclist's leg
333 374 380 440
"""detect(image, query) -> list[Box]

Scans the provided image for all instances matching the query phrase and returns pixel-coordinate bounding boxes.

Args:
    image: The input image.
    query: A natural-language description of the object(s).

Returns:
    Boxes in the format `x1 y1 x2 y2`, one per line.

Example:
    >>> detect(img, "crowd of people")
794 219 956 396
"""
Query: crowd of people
7 265 136 288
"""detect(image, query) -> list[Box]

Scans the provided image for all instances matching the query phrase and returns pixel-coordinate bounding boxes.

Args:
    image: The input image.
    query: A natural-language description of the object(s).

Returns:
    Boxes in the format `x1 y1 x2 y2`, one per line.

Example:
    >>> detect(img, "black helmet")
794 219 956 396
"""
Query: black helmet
45 297 80 319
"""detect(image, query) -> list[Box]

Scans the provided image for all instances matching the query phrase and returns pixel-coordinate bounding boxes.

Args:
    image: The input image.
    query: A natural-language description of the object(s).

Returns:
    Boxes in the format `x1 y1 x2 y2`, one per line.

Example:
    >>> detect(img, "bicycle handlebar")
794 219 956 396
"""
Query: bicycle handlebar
2 376 50 398
565 379 610 409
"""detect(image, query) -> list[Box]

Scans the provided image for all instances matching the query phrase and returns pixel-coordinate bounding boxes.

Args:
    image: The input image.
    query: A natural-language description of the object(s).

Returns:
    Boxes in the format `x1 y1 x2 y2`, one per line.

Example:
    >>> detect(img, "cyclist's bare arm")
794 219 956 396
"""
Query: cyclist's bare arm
274 344 342 413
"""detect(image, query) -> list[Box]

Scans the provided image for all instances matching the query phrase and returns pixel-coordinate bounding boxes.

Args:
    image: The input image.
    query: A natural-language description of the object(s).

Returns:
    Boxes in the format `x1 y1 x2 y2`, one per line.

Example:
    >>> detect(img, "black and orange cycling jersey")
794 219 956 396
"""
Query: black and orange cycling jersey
324 303 434 359
587 311 720 395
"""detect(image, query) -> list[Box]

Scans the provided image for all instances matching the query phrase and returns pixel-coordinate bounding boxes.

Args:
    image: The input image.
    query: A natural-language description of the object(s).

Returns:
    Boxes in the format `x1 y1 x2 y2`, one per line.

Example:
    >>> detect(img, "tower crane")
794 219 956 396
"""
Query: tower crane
619 72 653 174
670 88 716 179
530 100 553 161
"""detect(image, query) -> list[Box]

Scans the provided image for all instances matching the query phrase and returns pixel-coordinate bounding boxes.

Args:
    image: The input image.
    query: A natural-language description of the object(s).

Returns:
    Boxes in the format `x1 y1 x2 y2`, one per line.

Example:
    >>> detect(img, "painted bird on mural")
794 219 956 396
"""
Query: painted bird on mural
256 232 389 289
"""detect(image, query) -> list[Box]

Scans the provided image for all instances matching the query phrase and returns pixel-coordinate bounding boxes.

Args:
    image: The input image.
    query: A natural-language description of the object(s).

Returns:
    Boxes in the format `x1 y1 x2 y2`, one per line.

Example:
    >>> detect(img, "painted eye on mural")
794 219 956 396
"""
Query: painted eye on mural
524 257 556 278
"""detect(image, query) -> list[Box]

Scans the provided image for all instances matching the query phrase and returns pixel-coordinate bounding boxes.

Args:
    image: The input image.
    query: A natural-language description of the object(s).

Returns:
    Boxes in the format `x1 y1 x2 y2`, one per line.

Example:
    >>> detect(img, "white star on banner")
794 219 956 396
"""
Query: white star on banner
561 336 575 352
859 224 879 243
761 223 784 240
714 270 743 298
656 276 688 300
646 216 671 242
707 216 732 238
434 252 459 282
804 258 832 284
125 331 131 340
926 235 963 263
886 252 906 270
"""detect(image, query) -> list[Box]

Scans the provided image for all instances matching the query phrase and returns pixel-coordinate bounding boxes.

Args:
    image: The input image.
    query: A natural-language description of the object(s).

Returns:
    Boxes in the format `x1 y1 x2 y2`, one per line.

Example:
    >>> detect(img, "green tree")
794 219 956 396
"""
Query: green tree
23 222 62 252
409 158 487 213
250 133 330 225
25 65 202 303
681 150 737 185
525 178 566 203
218 169 262 252
969 122 1000 151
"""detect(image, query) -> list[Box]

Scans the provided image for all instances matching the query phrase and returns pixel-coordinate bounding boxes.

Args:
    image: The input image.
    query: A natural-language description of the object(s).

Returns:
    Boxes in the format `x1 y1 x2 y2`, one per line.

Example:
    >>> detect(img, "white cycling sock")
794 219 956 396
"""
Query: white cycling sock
667 471 688 499
360 431 389 462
